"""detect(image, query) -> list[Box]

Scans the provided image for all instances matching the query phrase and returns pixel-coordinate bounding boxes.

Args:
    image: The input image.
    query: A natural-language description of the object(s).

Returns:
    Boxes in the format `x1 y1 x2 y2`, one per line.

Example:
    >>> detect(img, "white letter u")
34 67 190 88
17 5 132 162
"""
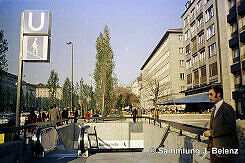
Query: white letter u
28 12 45 32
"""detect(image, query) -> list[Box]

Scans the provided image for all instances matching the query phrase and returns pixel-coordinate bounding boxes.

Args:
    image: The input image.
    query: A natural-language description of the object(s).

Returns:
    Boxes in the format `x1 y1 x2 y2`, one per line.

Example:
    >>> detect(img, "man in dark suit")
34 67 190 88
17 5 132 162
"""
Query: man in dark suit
203 85 239 163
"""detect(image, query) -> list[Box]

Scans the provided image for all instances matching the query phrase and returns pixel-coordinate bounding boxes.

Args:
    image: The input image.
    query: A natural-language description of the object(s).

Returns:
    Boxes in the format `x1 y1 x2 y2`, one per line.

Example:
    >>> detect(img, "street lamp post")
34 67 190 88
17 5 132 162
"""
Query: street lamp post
67 41 73 111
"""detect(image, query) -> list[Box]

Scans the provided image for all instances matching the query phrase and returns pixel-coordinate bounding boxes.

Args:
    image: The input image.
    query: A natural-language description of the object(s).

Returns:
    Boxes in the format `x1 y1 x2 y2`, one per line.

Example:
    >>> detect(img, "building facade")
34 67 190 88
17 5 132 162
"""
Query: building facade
35 83 62 100
181 0 239 110
226 0 245 118
140 29 185 110
0 70 18 112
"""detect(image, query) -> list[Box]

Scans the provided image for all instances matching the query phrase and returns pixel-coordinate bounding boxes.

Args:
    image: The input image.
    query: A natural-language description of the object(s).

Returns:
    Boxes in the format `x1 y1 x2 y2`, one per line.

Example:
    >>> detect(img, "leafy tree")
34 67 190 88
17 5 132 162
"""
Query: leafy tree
0 30 8 71
94 25 115 115
62 77 71 108
47 69 59 106
0 30 8 109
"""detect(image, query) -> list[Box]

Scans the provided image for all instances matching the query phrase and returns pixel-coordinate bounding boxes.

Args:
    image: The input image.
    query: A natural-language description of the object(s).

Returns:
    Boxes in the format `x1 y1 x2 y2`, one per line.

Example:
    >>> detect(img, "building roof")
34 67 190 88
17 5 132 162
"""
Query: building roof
140 28 182 70
0 70 18 79
35 83 61 88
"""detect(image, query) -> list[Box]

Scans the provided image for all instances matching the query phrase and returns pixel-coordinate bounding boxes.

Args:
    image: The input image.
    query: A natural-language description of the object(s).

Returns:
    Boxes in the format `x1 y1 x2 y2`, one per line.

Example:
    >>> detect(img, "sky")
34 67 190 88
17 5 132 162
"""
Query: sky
0 0 186 86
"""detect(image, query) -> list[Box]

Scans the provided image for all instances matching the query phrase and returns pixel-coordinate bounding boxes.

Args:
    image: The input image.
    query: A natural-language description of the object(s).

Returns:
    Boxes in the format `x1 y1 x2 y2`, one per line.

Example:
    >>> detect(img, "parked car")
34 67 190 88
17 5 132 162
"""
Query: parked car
0 113 16 126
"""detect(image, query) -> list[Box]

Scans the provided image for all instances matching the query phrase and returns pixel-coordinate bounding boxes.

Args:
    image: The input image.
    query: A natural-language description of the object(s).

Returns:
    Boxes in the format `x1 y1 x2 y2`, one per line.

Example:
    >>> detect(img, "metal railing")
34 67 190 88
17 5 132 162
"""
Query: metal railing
0 118 69 141
0 116 209 142
79 116 209 142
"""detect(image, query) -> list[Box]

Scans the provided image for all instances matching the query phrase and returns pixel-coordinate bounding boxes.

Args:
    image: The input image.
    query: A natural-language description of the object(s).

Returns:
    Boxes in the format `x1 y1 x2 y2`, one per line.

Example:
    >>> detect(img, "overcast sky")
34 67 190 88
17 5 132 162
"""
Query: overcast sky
0 0 186 86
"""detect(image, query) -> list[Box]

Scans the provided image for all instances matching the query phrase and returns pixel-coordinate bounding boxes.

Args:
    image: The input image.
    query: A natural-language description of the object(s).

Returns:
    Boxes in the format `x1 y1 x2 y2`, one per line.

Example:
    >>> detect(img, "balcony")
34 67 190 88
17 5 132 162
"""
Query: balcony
227 7 237 24
232 90 240 100
233 56 240 64
231 62 241 74
229 36 239 49
238 0 245 16
242 60 245 70
240 30 245 43
198 42 205 50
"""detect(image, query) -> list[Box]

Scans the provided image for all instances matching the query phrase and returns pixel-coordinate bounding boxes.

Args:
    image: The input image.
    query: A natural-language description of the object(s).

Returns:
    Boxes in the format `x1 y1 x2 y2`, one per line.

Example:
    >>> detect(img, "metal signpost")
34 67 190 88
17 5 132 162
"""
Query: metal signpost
16 10 51 135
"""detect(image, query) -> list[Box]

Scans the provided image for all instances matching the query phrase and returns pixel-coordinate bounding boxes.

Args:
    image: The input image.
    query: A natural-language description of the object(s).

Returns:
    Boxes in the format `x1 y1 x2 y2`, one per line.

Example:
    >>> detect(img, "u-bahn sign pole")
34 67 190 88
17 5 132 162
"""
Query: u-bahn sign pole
16 10 51 136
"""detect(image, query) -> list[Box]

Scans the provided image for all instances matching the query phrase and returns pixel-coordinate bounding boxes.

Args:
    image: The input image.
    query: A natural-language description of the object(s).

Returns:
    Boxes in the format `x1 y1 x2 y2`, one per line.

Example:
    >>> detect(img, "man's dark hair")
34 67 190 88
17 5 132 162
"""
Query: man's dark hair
210 85 223 99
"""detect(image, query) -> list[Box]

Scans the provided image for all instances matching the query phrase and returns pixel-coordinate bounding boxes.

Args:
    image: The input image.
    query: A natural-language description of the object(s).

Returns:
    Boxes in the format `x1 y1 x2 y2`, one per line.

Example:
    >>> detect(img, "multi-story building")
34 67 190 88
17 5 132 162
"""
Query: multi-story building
181 0 239 111
35 83 62 100
226 0 245 119
0 70 18 112
140 29 185 110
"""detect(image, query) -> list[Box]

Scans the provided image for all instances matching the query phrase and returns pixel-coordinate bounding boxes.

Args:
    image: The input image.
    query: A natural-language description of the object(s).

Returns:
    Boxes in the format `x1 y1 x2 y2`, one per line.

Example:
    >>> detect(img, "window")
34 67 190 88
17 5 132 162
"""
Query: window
204 0 209 5
191 23 196 33
209 62 218 76
200 66 206 77
187 74 192 84
186 44 191 54
207 24 215 40
179 47 183 54
205 6 214 22
197 16 203 27
200 50 205 59
186 59 192 69
196 0 202 11
184 16 189 27
191 8 195 18
185 30 190 41
180 60 185 67
180 73 185 80
193 54 198 63
209 43 216 57
232 48 239 63
179 35 183 41
194 70 199 84
231 22 238 33
234 74 241 89
198 32 204 44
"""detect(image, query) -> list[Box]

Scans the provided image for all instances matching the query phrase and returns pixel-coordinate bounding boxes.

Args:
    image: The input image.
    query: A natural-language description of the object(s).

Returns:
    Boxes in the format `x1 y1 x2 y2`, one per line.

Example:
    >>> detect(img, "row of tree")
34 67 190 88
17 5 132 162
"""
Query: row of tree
0 26 141 114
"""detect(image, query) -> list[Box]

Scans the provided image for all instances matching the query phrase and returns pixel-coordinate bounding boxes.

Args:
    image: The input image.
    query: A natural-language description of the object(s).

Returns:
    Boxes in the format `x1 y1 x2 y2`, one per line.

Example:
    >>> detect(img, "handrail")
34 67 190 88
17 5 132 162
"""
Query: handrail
0 118 69 134
0 116 209 142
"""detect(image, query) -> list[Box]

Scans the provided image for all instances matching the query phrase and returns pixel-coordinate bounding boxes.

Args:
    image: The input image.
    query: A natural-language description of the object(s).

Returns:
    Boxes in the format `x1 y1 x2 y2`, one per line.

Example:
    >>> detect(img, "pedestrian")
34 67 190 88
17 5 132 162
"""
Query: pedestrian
62 107 69 124
27 109 37 133
132 107 137 123
74 107 78 123
85 110 90 122
203 85 239 162
153 106 159 119
137 107 142 122
40 109 47 122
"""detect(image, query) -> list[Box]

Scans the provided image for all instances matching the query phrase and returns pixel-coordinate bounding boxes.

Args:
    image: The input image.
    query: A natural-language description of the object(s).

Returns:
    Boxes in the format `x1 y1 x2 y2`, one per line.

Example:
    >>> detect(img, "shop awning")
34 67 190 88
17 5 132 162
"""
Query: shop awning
158 93 211 105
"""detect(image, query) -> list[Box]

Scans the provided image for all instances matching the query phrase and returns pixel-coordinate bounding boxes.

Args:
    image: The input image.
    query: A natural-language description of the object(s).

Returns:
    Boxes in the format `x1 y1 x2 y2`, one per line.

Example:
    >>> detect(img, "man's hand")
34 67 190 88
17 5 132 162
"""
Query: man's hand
203 130 211 137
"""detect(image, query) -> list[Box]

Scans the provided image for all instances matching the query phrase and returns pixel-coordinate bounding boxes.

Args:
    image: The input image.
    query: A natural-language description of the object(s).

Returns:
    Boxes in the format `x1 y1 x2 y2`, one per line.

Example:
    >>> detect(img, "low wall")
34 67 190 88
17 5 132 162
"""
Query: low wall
88 122 144 149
